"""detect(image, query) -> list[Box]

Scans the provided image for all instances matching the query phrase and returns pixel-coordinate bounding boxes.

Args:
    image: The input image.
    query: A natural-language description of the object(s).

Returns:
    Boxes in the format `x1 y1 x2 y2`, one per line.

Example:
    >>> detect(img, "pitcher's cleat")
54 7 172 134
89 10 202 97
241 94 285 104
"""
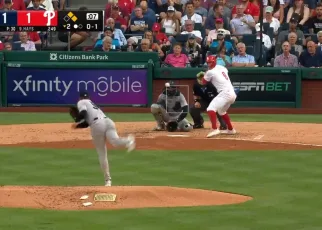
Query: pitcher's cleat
127 134 136 152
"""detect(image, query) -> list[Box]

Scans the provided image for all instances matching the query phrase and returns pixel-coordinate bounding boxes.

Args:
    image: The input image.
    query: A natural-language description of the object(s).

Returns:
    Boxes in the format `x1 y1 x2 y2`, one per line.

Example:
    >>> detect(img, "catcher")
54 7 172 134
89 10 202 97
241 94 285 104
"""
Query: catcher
151 81 193 132
190 71 227 130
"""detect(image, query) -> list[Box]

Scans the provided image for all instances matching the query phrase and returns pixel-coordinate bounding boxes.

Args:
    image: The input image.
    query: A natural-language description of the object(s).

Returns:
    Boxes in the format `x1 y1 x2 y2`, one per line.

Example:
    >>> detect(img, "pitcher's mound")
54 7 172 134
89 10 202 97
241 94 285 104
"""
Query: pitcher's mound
0 186 252 210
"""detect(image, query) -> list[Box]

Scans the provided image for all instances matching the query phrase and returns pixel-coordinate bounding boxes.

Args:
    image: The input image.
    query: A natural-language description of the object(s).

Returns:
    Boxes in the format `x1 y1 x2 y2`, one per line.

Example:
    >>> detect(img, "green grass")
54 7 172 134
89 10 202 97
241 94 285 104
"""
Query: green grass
1 113 322 229
1 148 322 229
0 112 322 124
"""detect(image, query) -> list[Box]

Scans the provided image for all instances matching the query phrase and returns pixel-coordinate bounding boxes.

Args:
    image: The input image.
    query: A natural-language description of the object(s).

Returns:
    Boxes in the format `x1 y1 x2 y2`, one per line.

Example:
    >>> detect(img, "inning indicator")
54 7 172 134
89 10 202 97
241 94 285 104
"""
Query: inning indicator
0 10 104 32
58 10 104 31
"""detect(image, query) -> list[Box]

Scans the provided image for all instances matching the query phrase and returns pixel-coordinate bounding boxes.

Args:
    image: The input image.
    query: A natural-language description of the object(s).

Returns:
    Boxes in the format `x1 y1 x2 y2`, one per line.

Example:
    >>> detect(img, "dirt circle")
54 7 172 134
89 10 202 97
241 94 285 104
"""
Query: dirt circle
0 121 321 210
0 186 252 210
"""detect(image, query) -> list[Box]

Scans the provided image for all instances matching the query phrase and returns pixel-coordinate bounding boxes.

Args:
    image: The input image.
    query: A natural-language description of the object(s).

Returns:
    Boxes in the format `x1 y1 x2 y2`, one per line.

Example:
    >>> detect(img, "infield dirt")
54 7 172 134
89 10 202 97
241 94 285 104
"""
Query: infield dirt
0 121 321 210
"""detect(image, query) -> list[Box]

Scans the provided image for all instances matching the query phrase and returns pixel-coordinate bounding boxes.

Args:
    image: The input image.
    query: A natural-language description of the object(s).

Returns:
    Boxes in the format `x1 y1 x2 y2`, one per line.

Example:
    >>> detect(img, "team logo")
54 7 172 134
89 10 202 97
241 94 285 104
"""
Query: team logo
49 53 58 61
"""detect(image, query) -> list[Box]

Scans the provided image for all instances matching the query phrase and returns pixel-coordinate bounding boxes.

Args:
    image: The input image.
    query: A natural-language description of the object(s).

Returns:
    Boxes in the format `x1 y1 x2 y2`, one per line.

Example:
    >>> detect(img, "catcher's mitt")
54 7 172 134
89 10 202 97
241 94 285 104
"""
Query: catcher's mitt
69 106 79 122
196 71 205 84
166 121 178 132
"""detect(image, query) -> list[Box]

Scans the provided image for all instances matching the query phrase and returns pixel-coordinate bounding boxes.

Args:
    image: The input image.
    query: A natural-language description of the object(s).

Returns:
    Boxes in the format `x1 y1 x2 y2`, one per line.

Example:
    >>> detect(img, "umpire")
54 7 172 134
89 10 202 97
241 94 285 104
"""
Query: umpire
190 71 227 129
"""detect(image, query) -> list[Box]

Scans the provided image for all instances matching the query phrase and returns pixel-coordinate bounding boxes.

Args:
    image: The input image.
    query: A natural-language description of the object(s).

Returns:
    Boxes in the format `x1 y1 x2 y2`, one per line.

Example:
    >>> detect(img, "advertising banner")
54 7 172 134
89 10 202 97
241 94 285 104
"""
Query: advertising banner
6 68 148 106
231 73 297 102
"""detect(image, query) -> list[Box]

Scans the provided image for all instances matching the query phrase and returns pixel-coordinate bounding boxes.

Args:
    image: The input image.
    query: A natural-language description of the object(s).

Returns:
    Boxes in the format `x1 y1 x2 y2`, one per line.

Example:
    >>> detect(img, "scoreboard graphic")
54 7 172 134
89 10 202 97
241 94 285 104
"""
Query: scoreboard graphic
0 10 104 32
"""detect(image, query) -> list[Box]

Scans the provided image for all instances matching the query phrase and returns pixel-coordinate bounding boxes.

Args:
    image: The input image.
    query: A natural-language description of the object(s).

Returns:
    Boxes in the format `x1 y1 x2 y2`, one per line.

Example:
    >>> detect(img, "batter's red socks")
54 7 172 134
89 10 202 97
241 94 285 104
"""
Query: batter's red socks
207 110 217 129
222 113 233 130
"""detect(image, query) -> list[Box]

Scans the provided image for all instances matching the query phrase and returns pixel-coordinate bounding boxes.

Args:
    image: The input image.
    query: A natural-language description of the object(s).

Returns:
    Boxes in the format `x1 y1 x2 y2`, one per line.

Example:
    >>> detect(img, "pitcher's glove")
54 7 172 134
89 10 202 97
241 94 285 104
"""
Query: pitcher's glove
69 106 79 122
69 106 89 128
166 121 178 132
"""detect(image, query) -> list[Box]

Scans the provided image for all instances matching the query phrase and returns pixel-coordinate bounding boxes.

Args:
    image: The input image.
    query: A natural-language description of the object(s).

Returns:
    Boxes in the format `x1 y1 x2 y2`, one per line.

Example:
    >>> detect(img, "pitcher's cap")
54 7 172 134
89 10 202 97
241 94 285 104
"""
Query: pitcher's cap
79 91 89 97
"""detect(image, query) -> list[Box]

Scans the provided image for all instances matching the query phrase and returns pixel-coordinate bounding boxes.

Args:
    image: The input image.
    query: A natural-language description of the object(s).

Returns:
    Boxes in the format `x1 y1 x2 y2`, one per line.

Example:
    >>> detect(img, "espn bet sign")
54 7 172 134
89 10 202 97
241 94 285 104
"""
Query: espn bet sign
233 82 291 92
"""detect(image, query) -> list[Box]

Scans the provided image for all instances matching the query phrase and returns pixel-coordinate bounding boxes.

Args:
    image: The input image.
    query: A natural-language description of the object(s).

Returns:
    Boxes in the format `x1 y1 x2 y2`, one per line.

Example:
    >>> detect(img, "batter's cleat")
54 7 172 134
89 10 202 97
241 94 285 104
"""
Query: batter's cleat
219 126 227 130
206 129 221 138
126 134 136 152
221 129 237 135
105 180 112 186
193 124 204 129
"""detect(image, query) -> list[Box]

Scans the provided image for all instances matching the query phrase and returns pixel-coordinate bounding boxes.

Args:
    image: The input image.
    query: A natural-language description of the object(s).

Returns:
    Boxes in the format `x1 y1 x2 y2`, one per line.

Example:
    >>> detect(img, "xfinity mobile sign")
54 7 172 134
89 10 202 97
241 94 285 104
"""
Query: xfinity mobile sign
233 82 291 92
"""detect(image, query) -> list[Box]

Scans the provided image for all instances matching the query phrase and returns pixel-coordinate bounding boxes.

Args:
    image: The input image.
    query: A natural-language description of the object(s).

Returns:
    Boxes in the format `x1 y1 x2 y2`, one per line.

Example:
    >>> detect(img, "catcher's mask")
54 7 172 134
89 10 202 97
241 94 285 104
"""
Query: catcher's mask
165 81 178 96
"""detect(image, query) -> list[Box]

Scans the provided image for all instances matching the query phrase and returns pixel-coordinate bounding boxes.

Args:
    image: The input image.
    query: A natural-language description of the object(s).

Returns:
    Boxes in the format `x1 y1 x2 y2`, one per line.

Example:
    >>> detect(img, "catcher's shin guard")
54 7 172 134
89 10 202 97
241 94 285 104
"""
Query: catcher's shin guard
151 104 166 129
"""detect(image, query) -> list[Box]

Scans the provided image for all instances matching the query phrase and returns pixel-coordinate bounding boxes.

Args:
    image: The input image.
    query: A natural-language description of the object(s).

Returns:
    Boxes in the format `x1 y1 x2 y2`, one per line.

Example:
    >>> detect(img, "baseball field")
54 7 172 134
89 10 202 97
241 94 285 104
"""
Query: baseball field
1 112 322 229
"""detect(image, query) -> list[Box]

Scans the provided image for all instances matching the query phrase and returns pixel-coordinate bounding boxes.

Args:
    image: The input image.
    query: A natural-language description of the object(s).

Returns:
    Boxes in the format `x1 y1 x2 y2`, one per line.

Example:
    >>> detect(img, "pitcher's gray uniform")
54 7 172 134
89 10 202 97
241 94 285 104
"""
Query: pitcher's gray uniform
151 81 193 132
76 93 135 186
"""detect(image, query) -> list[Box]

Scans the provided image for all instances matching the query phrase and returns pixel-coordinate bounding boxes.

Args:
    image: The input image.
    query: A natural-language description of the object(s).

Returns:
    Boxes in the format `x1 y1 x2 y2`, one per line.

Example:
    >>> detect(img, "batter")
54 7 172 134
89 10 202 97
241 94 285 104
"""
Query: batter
71 92 136 186
201 56 237 138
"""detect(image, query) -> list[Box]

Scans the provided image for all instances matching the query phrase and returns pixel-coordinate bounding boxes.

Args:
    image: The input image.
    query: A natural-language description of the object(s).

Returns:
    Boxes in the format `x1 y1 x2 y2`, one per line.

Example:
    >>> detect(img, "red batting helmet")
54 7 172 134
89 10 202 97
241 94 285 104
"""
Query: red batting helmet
206 55 217 69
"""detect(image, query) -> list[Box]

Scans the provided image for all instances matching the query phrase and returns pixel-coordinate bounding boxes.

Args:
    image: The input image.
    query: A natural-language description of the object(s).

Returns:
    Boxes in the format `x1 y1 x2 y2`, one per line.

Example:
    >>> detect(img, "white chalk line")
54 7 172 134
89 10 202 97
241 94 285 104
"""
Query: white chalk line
253 135 264 140
136 136 322 147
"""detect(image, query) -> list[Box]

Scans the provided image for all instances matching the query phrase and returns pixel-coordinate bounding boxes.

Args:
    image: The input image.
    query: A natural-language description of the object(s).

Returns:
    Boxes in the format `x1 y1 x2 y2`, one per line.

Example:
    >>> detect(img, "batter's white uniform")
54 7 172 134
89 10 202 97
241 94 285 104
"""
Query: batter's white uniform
204 65 237 115
77 99 135 186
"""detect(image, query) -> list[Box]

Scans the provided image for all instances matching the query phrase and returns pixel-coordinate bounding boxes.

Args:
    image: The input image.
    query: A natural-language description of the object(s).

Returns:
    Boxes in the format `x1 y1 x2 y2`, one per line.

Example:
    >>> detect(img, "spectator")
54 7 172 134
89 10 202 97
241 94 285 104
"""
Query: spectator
130 6 149 34
230 4 256 36
232 42 256 67
267 0 284 23
164 43 189 67
105 0 134 22
255 23 272 50
317 31 322 52
101 18 127 46
127 36 138 51
28 32 41 44
299 41 322 67
206 18 231 46
263 6 281 35
17 32 36 51
205 3 230 34
274 41 299 67
144 30 164 57
308 3 322 34
131 0 156 29
161 6 180 35
136 38 153 52
210 29 233 54
4 42 12 51
200 0 213 11
185 34 201 67
109 5 128 31
231 0 259 23
158 0 183 20
26 0 46 10
0 0 25 10
286 0 309 25
93 36 115 52
94 27 121 50
181 19 203 43
152 23 170 46
287 32 303 55
276 15 304 52
208 0 232 22
214 42 232 67
192 0 208 24
181 1 202 26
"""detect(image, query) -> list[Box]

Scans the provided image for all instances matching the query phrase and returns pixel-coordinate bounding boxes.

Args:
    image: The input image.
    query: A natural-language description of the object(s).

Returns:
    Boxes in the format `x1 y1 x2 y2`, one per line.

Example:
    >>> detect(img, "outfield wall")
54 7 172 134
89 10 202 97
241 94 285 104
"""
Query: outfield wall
0 51 321 113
